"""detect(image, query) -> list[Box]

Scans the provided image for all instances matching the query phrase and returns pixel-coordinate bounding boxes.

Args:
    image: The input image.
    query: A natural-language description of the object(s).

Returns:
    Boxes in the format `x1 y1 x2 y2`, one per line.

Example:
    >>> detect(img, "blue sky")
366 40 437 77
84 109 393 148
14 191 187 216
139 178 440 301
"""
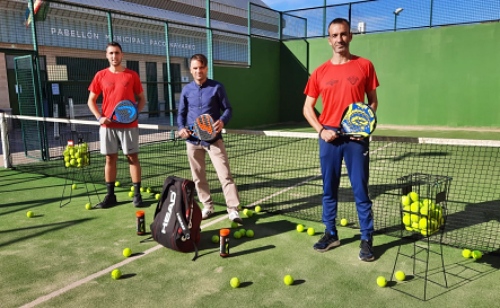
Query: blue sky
263 0 364 11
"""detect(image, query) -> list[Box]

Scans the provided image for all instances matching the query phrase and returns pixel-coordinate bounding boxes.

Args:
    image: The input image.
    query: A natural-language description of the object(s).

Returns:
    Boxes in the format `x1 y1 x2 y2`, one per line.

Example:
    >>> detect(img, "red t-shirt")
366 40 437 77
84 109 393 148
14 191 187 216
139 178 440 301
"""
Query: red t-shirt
88 68 143 128
304 56 379 127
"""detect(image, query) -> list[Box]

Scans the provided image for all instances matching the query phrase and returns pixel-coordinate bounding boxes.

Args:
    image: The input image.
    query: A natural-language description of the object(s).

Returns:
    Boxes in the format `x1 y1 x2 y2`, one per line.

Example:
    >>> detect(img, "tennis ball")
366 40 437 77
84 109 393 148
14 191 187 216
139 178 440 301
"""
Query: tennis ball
395 270 406 281
233 231 242 239
401 195 411 206
155 193 160 200
72 183 77 190
283 274 294 286
128 191 134 198
85 203 92 210
230 277 240 288
376 276 387 287
65 162 70 168
402 214 411 226
410 201 420 213
462 248 472 258
419 218 429 230
231 221 239 228
340 218 348 226
239 228 246 235
246 229 254 237
246 210 254 217
307 227 315 236
140 187 145 192
26 210 34 218
255 205 262 213
130 186 135 192
472 250 483 260
146 187 152 194
408 191 419 202
123 247 132 258
111 269 122 280
211 235 219 243
296 224 305 232
115 181 121 187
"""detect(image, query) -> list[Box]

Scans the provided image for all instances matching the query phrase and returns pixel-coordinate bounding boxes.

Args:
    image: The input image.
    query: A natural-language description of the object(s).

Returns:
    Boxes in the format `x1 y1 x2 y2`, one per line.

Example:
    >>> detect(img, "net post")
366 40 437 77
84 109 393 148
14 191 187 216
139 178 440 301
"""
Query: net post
0 112 12 168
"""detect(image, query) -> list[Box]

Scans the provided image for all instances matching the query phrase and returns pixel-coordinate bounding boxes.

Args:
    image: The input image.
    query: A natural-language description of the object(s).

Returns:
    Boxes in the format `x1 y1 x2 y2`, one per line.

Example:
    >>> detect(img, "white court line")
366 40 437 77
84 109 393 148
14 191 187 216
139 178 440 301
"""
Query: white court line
19 215 229 308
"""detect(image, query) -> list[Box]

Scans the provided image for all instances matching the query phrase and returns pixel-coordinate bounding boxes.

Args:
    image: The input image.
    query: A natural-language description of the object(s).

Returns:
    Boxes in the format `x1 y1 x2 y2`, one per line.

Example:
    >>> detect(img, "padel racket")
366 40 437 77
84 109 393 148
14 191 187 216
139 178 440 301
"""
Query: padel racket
191 114 217 141
111 100 138 124
339 102 377 138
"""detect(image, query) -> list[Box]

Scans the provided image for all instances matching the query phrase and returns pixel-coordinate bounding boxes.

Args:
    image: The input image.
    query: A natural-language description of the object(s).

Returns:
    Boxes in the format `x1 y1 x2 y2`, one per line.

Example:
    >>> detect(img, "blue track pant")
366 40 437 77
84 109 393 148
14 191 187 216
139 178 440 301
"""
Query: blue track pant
319 136 374 241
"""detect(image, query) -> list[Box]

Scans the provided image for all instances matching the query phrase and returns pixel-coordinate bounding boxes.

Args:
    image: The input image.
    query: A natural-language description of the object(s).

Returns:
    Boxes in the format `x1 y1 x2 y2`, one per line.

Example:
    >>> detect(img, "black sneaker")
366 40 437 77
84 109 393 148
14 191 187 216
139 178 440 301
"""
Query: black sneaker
359 239 375 262
95 194 117 209
313 231 340 252
133 194 143 207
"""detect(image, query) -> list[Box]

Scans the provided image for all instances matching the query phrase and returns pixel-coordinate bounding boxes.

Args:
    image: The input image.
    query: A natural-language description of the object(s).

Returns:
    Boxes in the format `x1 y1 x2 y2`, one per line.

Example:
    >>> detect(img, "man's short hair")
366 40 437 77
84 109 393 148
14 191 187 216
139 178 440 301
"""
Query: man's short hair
106 41 122 51
327 18 351 33
190 54 208 67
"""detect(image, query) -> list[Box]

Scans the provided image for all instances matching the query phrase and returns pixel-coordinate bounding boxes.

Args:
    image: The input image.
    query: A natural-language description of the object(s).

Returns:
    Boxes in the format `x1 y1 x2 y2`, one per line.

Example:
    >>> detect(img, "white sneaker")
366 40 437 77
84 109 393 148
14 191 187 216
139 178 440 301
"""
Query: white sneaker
229 211 243 224
202 208 214 220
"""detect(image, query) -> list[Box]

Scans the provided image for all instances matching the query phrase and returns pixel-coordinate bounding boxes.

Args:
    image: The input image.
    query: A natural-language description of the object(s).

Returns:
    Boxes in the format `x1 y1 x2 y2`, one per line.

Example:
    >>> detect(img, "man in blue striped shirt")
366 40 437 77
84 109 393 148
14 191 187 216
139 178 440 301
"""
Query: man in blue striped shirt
177 54 243 224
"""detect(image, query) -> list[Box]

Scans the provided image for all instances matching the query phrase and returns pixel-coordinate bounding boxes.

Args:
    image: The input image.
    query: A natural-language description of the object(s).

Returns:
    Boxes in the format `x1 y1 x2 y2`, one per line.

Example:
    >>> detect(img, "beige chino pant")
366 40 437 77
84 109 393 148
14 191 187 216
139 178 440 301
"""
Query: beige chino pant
186 139 240 213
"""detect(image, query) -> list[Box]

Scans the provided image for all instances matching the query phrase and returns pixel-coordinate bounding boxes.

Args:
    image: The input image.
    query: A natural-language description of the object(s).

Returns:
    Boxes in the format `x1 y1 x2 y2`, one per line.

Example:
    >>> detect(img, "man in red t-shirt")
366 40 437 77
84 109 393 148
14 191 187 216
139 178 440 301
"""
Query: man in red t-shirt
88 42 146 209
303 18 379 261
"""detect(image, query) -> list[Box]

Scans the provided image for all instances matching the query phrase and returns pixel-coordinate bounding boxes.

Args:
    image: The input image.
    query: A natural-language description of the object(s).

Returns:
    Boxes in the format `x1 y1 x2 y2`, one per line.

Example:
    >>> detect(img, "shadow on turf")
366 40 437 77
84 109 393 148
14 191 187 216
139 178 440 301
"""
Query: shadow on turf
0 218 95 248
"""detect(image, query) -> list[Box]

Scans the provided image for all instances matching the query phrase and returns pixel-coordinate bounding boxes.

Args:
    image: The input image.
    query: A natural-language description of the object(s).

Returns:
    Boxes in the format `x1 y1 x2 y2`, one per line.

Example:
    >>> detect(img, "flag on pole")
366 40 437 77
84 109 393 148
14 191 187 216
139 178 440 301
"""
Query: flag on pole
24 0 46 27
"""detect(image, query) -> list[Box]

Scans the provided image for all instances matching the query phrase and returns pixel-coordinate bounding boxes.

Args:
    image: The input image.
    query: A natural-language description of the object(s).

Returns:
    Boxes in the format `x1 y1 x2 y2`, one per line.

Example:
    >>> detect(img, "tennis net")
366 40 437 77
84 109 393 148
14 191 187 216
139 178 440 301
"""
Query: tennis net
1 113 500 254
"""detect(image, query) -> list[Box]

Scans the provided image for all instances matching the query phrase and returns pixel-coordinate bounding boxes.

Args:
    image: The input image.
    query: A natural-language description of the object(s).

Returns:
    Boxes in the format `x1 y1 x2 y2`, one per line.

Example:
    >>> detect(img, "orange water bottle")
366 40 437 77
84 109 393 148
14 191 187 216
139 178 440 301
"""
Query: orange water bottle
219 228 230 257
136 210 145 235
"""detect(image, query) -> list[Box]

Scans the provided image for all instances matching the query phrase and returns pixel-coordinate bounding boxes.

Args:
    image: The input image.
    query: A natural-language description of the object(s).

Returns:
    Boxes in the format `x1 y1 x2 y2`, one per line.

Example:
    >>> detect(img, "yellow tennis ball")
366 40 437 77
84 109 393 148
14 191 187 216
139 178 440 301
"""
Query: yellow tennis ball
255 205 262 213
472 250 483 260
408 191 419 202
128 191 134 198
239 228 246 235
155 193 160 200
146 187 152 193
26 211 34 218
462 248 472 258
283 274 294 286
72 183 77 190
140 187 145 192
111 269 122 280
307 227 315 236
230 221 239 228
211 235 219 243
115 181 121 187
296 224 305 232
123 248 132 258
401 195 411 207
85 203 92 210
410 201 420 213
395 270 406 281
233 231 241 239
340 218 348 226
230 277 240 288
376 276 387 287
245 229 254 237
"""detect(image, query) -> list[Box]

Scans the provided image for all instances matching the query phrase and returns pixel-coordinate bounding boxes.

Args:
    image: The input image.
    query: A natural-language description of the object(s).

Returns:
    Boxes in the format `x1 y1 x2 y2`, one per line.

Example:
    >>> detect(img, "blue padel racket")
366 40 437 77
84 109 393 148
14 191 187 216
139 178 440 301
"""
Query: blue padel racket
111 100 138 124
190 114 217 141
339 102 377 138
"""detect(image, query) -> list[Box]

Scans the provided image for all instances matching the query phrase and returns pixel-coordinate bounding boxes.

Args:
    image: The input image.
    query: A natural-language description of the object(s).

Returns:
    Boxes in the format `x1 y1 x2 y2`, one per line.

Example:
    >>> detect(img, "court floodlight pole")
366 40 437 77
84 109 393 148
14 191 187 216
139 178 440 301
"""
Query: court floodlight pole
393 8 404 32
206 0 213 79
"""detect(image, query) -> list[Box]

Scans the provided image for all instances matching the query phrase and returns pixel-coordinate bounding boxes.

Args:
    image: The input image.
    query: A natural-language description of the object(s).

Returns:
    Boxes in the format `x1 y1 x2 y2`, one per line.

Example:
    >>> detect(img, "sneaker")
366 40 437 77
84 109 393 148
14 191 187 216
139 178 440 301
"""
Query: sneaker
133 194 143 207
359 239 375 262
313 231 340 252
228 211 243 224
202 208 214 220
95 194 117 209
